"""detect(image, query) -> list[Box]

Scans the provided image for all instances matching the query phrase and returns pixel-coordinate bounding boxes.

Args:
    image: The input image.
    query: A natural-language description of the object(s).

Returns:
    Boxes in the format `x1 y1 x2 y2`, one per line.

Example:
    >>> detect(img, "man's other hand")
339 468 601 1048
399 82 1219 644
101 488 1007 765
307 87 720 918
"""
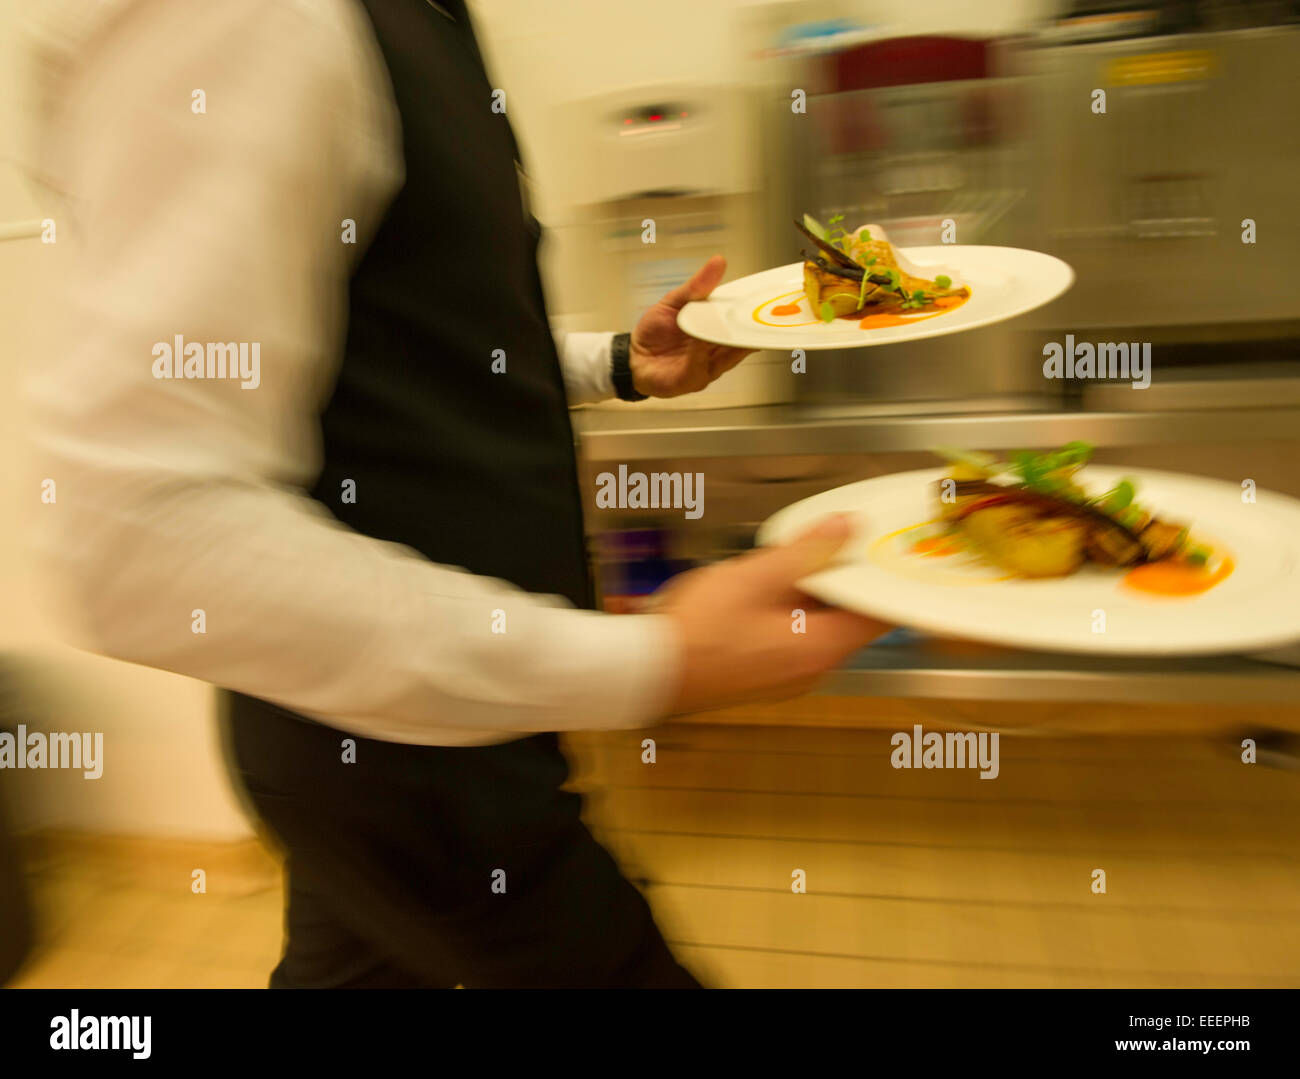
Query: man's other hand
654 514 894 715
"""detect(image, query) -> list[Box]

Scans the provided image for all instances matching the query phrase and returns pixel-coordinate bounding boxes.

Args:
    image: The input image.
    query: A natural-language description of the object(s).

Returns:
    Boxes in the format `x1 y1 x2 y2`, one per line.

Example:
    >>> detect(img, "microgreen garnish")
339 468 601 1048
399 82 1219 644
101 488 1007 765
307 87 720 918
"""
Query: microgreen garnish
1096 479 1135 514
936 275 951 289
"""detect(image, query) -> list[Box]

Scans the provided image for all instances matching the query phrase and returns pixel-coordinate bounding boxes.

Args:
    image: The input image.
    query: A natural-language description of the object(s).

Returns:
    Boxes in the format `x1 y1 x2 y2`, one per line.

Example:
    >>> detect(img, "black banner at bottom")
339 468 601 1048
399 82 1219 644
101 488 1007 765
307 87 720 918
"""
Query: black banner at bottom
0 988 1292 1066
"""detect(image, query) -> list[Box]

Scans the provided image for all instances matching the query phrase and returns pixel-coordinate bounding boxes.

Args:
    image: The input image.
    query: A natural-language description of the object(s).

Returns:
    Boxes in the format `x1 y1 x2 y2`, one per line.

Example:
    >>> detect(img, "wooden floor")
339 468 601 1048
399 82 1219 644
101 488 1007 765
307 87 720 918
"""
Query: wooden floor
7 722 1299 989
568 724 1300 988
8 832 282 989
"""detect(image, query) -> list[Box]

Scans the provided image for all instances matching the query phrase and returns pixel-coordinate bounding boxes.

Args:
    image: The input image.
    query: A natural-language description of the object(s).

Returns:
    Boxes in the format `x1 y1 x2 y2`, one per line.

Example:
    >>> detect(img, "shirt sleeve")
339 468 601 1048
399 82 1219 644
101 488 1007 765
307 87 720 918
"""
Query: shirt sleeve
22 0 682 745
554 329 617 405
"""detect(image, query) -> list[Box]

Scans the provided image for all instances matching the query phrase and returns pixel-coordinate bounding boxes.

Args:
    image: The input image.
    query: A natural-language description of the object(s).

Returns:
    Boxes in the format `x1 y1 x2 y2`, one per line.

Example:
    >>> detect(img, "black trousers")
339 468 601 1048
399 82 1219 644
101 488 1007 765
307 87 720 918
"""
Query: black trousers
219 692 701 988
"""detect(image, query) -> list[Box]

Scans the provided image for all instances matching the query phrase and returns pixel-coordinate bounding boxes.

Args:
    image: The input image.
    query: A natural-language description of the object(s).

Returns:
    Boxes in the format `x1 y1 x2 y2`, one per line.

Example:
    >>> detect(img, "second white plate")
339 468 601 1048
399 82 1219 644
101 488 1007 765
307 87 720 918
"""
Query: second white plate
756 467 1300 656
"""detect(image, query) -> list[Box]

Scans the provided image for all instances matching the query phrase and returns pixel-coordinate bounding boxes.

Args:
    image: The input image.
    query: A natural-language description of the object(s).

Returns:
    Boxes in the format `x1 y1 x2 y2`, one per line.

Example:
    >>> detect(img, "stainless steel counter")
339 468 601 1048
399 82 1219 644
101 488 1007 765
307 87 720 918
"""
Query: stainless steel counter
577 403 1300 708
824 641 1300 704
575 404 1300 461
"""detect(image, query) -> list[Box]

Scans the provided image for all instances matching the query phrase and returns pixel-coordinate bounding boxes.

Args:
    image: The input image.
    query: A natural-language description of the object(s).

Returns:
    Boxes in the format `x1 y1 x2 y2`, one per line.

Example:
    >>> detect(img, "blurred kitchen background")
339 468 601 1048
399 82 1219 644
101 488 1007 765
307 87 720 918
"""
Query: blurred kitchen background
2 0 1298 988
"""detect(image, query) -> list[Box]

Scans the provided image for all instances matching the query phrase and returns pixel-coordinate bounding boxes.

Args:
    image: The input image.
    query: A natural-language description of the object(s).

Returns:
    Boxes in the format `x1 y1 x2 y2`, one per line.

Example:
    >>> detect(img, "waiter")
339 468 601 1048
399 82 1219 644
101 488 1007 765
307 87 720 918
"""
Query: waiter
24 0 885 987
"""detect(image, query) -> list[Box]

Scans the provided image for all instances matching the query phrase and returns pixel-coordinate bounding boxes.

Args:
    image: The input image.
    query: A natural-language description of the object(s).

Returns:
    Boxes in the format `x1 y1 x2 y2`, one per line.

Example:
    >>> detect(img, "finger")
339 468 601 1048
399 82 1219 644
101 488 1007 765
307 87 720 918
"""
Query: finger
659 254 727 310
644 564 703 607
804 608 894 653
741 513 857 589
706 347 751 381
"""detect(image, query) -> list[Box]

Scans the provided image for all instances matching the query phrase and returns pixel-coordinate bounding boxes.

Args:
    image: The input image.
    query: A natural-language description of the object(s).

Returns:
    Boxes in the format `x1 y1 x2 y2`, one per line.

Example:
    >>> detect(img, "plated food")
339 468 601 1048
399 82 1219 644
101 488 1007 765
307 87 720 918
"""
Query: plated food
795 214 971 326
928 443 1232 595
755 458 1299 656
675 227 1073 352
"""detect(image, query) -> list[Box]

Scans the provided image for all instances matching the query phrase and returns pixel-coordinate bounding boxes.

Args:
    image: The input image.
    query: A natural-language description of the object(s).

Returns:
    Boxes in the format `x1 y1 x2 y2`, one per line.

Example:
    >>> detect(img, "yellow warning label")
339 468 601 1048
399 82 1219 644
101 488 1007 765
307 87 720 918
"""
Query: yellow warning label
1108 51 1216 86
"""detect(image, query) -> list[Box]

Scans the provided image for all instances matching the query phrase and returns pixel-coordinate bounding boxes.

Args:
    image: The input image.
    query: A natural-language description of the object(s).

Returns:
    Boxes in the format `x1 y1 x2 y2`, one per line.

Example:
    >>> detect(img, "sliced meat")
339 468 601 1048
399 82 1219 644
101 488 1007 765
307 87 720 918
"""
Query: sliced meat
1138 519 1188 561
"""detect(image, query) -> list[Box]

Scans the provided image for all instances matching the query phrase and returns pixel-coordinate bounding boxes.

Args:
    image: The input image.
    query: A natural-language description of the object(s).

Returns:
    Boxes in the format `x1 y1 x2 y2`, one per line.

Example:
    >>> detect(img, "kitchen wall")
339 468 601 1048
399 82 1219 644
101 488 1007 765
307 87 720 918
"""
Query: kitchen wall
471 0 1066 221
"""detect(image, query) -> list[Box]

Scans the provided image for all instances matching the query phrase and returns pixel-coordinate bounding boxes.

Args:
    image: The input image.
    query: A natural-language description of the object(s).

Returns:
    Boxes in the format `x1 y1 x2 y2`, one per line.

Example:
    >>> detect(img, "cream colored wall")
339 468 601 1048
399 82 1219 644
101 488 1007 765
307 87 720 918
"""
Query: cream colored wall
0 0 253 838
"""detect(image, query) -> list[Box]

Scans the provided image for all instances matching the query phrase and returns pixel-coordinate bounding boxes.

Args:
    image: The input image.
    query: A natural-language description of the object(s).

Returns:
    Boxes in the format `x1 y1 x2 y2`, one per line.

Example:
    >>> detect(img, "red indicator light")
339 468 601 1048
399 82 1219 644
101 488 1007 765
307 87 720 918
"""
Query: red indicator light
680 111 688 117
649 113 662 121
623 118 632 124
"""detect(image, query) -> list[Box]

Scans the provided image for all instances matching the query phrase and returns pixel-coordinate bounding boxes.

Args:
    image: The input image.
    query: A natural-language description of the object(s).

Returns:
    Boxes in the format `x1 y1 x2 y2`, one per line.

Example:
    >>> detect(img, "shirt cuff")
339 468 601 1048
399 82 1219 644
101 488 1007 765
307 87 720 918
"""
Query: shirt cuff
534 608 683 731
555 330 616 405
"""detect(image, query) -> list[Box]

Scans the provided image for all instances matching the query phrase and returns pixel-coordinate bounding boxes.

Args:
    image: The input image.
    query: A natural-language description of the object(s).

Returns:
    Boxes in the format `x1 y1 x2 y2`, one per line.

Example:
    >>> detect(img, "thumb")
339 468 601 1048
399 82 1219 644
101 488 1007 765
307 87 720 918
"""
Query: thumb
746 513 856 589
660 255 727 310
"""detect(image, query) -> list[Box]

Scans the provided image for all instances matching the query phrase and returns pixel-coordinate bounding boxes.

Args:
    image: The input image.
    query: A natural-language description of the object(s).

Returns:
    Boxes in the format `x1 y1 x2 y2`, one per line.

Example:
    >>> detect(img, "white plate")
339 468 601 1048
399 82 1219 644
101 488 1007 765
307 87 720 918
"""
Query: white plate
756 467 1300 656
678 247 1074 351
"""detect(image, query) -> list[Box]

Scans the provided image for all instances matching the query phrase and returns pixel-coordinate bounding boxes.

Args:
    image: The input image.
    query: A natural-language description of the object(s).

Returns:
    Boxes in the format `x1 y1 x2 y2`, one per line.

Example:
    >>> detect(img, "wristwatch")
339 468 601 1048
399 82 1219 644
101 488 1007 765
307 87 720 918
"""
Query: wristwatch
610 332 647 402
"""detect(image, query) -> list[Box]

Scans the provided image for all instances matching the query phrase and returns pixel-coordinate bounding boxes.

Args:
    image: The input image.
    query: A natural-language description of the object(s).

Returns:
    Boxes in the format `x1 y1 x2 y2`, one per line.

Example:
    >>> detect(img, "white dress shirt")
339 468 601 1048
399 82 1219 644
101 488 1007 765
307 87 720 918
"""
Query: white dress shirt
18 0 680 746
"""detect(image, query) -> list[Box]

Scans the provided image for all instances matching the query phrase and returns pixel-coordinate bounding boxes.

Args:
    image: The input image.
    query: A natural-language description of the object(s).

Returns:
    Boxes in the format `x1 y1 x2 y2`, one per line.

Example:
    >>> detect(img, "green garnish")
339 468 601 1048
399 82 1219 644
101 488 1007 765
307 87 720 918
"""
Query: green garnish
885 268 900 289
1057 440 1094 466
933 447 1003 475
856 272 870 310
1116 506 1143 529
828 214 844 224
936 275 952 289
819 300 835 324
1009 442 1096 494
1186 546 1211 565
1097 478 1136 514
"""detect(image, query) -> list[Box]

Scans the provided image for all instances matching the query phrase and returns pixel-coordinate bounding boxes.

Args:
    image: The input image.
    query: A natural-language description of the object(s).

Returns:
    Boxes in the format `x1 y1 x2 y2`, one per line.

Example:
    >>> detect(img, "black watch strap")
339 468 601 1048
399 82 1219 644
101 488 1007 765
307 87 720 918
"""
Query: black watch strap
610 332 647 401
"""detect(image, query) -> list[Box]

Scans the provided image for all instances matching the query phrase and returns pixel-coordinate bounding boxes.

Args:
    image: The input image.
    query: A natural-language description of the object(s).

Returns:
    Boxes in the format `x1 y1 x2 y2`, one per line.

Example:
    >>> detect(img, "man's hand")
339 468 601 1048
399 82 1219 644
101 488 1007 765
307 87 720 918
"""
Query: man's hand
653 514 893 715
629 254 753 398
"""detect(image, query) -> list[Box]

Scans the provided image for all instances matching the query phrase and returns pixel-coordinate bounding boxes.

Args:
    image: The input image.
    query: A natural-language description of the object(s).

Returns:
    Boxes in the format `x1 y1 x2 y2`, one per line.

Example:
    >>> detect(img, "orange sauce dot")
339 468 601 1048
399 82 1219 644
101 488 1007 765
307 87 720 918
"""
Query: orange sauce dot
1123 558 1234 596
912 534 963 557
771 302 802 317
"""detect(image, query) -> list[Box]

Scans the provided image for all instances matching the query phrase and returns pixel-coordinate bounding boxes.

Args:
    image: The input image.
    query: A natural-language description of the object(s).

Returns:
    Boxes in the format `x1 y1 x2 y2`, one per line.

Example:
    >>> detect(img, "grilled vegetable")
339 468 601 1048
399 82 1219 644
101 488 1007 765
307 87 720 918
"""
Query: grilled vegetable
803 259 893 317
1084 523 1146 567
943 480 1150 573
795 216 968 317
930 444 1204 579
959 503 1088 578
795 217 860 270
1137 520 1189 562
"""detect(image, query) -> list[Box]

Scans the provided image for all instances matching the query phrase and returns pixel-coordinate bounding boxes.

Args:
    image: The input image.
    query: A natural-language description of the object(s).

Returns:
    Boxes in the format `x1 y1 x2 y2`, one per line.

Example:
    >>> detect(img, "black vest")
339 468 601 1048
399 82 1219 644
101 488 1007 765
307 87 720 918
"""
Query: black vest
309 0 593 609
